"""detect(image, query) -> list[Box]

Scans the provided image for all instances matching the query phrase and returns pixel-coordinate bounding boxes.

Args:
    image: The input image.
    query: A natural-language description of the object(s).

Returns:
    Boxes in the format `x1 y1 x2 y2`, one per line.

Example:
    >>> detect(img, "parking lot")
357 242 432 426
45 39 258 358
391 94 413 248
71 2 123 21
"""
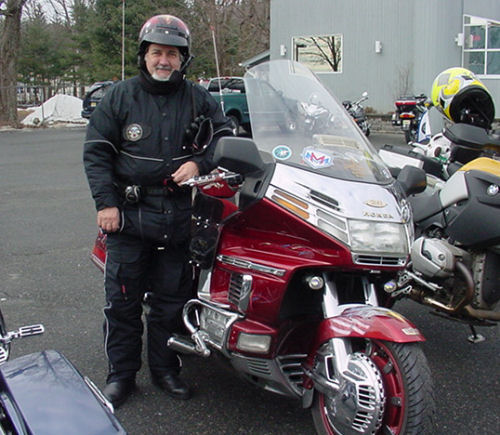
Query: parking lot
0 127 498 434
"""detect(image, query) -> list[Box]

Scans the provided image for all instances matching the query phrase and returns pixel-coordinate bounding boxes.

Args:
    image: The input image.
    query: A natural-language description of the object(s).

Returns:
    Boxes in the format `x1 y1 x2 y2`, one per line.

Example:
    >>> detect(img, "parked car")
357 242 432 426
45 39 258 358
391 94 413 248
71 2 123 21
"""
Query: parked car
81 81 117 119
204 77 250 134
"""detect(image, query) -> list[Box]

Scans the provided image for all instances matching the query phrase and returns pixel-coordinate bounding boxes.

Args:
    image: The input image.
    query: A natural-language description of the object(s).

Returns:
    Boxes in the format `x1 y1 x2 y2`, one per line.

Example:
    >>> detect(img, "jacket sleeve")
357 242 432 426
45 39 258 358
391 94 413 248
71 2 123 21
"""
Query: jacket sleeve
192 85 234 175
83 88 122 211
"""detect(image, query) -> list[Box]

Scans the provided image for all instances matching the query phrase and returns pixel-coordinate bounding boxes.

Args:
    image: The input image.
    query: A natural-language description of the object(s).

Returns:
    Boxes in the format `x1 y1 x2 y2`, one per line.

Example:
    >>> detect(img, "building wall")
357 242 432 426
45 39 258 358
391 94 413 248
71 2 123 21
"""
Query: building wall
270 0 500 115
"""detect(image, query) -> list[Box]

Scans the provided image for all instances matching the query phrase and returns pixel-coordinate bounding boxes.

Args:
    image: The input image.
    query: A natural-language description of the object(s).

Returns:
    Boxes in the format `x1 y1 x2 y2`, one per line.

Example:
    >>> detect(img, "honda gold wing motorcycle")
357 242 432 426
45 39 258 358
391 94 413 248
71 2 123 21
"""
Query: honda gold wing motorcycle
380 122 500 342
92 60 436 434
0 303 126 434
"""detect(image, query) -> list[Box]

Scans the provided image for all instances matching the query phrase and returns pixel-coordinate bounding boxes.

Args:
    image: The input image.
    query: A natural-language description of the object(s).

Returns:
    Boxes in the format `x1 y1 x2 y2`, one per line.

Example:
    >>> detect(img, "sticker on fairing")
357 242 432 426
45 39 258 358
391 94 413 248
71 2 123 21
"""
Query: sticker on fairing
272 145 292 160
301 146 334 169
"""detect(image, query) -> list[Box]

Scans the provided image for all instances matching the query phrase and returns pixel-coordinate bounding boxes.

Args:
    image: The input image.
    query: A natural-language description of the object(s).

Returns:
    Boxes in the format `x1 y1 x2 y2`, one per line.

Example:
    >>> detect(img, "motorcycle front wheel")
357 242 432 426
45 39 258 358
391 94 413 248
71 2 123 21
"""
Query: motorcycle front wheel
311 340 435 435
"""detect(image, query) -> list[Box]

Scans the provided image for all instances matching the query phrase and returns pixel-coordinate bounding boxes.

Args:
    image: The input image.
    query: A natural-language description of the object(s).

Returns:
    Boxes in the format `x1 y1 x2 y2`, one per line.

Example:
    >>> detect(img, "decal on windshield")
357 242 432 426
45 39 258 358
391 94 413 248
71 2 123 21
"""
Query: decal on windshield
272 145 292 161
301 147 334 169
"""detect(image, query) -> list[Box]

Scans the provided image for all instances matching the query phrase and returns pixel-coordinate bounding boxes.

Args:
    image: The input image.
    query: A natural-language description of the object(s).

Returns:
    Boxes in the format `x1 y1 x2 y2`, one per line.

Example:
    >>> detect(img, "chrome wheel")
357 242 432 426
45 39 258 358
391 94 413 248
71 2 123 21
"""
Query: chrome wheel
311 340 435 434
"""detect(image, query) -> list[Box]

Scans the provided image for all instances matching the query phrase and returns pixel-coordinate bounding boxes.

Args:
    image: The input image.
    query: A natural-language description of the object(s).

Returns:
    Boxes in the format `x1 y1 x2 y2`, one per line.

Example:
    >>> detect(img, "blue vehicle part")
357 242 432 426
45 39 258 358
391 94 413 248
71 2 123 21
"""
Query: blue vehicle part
0 350 126 435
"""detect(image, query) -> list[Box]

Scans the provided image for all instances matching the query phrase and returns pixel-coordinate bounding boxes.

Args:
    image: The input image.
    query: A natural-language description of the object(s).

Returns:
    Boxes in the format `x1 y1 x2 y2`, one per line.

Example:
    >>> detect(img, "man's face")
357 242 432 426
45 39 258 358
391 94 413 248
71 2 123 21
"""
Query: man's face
144 44 182 81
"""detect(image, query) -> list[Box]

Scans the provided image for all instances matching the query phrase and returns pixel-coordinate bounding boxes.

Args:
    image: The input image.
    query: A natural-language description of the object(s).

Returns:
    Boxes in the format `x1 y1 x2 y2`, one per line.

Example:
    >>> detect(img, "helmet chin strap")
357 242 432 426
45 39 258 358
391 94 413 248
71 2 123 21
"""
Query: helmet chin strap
180 54 194 75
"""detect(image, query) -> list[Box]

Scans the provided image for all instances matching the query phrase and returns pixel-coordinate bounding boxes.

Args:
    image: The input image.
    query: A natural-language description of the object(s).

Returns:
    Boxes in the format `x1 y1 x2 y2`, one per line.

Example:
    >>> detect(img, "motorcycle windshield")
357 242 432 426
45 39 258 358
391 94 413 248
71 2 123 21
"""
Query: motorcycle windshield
244 60 391 184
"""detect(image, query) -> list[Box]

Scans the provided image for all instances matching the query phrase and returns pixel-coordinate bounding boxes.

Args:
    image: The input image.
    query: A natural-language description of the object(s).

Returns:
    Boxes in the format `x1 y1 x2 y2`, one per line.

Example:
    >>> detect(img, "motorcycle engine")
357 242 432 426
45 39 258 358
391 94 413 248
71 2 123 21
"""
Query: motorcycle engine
411 237 469 279
412 238 500 311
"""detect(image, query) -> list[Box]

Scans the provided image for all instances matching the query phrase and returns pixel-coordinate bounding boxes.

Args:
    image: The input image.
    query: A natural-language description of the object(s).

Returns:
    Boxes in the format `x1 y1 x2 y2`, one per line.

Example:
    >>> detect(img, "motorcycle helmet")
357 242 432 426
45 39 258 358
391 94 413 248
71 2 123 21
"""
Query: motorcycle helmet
138 15 192 73
431 67 495 128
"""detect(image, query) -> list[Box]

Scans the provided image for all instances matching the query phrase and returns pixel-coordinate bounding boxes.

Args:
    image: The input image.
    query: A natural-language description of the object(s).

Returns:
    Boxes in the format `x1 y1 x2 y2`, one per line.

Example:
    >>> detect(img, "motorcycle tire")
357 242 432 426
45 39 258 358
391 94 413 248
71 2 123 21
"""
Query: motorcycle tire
404 129 417 144
311 340 436 435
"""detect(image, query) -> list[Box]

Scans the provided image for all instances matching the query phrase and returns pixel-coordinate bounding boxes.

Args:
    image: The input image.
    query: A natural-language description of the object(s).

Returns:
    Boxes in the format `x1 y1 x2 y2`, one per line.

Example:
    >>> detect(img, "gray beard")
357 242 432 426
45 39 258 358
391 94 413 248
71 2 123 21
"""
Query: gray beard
151 72 171 82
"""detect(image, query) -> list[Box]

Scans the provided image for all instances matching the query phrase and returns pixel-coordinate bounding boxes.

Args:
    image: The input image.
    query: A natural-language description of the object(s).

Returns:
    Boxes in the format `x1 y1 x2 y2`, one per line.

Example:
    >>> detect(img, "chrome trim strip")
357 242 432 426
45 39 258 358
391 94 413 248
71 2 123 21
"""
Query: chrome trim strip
84 376 115 414
352 253 407 267
228 273 253 312
217 255 286 277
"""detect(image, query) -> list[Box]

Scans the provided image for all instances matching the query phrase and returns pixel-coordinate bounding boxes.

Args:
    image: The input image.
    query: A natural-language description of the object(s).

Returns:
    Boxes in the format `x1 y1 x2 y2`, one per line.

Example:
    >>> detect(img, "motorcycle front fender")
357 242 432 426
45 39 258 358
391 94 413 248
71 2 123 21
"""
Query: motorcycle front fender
301 305 426 409
313 304 425 348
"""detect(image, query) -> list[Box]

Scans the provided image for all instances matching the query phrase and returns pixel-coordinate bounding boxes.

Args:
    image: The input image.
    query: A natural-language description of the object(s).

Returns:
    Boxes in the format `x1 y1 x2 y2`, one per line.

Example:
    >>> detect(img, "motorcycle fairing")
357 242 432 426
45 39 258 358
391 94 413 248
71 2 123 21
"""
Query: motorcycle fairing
445 167 500 247
269 163 404 223
312 305 425 347
415 157 500 248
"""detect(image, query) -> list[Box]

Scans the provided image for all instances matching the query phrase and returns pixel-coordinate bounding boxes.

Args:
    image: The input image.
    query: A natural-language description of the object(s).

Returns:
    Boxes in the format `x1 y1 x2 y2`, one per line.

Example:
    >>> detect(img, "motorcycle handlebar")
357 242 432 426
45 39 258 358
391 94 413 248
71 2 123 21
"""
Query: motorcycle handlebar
181 170 243 188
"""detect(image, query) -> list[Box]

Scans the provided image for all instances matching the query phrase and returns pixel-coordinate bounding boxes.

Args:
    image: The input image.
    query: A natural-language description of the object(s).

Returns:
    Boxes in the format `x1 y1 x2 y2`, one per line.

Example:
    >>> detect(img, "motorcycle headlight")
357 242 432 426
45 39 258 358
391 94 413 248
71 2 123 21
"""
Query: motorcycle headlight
348 220 408 254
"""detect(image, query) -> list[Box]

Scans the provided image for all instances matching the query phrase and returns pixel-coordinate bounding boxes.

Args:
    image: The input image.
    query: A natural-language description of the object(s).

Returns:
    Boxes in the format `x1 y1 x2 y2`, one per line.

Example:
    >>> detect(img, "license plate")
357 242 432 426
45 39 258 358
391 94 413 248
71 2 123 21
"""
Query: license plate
402 119 411 129
200 307 229 343
90 102 97 107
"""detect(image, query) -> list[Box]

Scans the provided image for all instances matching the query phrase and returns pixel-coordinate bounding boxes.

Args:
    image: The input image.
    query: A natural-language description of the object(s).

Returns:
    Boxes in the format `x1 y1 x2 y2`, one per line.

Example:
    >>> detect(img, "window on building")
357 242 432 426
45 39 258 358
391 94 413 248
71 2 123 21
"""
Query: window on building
292 34 343 73
463 15 500 76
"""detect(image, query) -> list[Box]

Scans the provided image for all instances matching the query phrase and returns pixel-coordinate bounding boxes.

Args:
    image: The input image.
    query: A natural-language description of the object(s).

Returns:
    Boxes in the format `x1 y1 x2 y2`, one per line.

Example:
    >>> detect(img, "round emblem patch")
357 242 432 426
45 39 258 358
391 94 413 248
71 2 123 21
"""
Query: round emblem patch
272 145 292 161
126 124 143 141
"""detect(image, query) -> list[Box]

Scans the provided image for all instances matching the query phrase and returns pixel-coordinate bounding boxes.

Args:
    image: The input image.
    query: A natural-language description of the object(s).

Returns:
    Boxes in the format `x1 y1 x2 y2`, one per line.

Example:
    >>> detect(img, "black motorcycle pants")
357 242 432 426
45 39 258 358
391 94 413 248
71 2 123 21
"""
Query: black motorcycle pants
103 232 193 383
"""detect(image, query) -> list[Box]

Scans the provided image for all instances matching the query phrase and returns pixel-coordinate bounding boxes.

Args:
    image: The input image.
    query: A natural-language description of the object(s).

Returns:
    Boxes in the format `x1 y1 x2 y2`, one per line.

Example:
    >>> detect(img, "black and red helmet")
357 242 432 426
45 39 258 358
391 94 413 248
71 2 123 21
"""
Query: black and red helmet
138 15 191 69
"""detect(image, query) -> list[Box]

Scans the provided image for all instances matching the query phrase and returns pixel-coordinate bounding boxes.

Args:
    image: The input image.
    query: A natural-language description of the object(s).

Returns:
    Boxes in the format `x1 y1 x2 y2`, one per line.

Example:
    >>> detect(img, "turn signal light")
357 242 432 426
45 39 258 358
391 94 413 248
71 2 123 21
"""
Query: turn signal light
271 190 310 220
236 333 272 354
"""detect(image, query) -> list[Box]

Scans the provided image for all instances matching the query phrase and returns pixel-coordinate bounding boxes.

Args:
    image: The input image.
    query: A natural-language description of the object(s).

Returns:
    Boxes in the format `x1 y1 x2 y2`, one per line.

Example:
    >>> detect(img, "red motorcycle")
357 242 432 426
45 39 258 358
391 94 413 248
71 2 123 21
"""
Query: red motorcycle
92 60 435 434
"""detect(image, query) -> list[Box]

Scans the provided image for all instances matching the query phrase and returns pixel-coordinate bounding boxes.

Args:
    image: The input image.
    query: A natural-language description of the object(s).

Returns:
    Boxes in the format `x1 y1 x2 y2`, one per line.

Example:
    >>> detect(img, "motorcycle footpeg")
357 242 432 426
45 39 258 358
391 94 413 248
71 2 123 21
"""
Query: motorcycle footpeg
17 324 45 338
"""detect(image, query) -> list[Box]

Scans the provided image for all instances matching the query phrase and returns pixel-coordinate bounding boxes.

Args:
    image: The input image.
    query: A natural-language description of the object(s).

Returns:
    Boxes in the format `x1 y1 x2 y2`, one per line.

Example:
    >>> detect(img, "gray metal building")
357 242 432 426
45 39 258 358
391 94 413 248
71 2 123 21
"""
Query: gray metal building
270 0 500 115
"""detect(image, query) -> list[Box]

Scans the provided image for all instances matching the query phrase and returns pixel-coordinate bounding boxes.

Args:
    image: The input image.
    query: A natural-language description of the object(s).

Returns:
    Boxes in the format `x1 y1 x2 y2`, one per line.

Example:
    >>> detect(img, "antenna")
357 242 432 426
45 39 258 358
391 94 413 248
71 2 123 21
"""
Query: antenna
210 25 224 113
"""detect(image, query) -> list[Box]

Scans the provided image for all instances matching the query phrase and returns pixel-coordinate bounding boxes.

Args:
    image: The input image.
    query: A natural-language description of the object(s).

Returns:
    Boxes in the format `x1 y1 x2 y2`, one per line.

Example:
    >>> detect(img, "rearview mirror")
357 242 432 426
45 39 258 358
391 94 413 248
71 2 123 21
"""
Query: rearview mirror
396 165 427 196
213 137 266 175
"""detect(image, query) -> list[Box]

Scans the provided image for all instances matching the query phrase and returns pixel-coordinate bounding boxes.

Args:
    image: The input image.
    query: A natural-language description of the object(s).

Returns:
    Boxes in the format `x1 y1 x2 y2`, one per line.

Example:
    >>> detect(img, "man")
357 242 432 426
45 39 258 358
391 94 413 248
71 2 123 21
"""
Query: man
83 14 233 408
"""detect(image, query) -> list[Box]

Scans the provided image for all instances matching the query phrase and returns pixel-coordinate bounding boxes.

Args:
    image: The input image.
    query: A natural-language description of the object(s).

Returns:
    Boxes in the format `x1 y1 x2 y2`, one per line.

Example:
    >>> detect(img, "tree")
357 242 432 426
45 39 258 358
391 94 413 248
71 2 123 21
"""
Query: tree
186 0 270 79
0 0 28 126
7 0 270 123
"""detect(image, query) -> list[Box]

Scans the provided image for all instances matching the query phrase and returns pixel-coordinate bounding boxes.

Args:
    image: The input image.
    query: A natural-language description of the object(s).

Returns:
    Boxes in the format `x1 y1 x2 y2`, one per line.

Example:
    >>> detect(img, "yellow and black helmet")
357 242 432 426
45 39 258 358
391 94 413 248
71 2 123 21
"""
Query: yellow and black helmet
431 67 495 128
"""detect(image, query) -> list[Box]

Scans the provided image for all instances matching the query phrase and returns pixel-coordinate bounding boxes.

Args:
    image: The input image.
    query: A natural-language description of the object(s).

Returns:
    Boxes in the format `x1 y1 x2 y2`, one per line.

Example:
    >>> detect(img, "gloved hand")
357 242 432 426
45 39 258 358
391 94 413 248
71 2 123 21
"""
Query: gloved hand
184 116 213 154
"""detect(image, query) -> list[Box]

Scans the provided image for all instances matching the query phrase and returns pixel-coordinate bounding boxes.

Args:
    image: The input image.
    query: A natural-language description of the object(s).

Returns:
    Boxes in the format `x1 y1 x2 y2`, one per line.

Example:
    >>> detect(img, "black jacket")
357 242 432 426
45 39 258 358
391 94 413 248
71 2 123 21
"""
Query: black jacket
83 75 233 212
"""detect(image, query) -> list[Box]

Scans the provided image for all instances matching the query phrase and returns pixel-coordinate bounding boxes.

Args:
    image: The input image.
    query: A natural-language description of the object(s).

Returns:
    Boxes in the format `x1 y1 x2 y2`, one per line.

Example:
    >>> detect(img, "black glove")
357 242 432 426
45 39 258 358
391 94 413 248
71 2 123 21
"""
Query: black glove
184 116 213 154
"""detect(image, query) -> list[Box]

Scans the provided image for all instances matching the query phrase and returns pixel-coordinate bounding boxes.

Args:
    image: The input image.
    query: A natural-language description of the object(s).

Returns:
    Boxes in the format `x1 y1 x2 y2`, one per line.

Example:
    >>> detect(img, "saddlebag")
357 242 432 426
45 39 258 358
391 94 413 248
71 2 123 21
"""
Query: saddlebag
0 350 126 434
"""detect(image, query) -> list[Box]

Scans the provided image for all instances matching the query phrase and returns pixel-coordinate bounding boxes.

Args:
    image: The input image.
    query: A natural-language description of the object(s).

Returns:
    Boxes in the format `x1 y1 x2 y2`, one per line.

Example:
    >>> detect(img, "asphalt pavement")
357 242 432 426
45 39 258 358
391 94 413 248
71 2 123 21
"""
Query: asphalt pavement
0 127 498 434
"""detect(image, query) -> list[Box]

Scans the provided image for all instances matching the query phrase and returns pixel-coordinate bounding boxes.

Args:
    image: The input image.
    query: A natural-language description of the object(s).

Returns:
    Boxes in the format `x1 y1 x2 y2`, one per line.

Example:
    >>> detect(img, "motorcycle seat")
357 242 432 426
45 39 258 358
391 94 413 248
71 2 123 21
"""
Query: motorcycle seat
444 123 500 149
